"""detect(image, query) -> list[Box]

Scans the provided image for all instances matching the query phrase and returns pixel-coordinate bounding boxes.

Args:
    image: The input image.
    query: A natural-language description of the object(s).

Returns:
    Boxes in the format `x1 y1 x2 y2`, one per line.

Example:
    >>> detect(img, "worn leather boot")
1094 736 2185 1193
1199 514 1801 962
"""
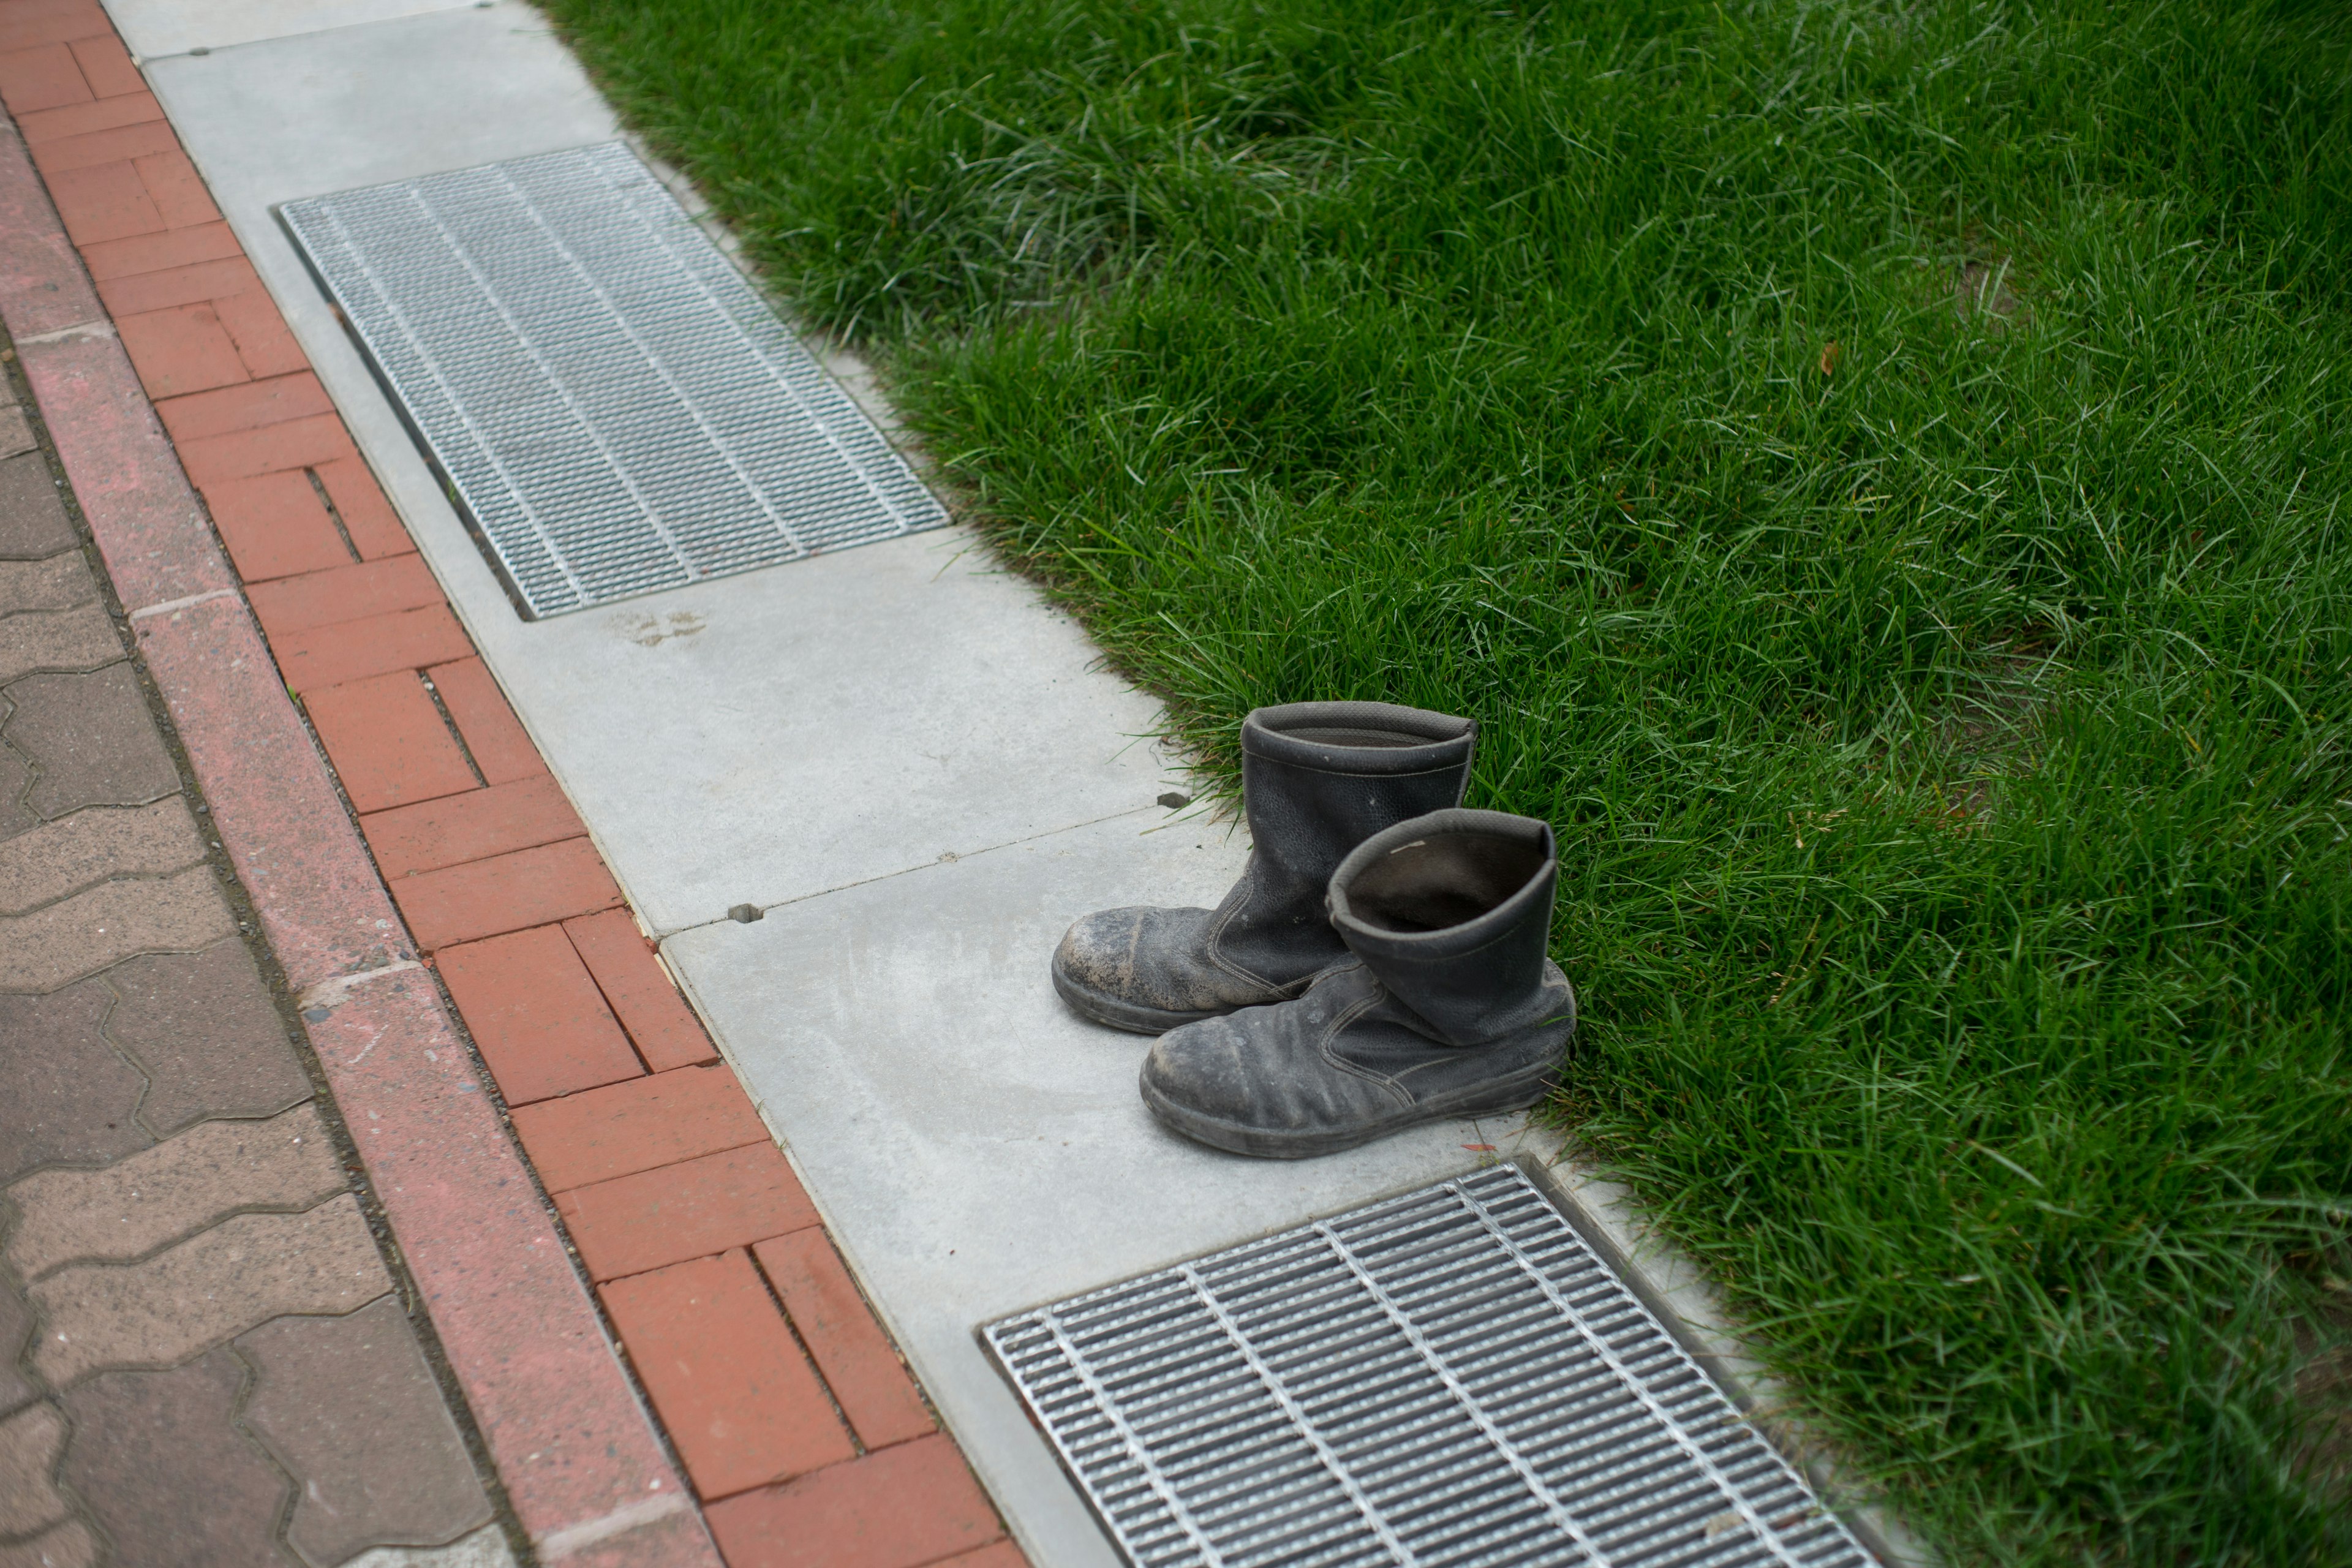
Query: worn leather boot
1052 701 1476 1033
1139 809 1575 1158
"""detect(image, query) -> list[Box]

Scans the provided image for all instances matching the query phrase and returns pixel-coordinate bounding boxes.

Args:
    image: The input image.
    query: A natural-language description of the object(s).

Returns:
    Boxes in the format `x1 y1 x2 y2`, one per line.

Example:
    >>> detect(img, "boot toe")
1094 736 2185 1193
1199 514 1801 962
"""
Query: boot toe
1052 906 1235 1033
1140 996 1405 1159
1139 1016 1263 1126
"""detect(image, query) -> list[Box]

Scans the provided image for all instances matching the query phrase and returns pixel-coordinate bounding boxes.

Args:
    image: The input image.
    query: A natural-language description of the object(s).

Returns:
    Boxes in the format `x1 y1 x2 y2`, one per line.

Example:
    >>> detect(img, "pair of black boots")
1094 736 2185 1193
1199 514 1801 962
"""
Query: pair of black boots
1050 701 1576 1159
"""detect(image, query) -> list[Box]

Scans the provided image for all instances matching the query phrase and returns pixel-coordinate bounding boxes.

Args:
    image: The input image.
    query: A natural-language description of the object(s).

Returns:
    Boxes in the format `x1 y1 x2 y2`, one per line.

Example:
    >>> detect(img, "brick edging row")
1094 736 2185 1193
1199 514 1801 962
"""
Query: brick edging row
0 5 1024 1566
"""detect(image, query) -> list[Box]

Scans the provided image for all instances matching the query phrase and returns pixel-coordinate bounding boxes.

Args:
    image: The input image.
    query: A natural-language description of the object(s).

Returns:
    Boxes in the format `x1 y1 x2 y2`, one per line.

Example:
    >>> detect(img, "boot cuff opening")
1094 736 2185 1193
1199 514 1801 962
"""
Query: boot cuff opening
1330 810 1555 937
1243 701 1475 776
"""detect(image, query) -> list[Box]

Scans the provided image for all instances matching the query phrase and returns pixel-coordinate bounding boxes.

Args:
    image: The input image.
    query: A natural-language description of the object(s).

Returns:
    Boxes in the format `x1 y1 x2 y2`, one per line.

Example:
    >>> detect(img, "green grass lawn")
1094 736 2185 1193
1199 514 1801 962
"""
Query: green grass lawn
538 0 2351 1559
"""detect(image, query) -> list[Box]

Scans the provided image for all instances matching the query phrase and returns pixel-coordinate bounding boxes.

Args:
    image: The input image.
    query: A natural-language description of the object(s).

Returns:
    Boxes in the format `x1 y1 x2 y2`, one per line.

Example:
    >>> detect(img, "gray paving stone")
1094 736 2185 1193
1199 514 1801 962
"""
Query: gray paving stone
59 1348 298 1568
0 864 237 993
107 940 314 1134
0 1401 69 1537
0 454 74 560
0 1519 98 1568
0 407 32 464
239 1295 493 1567
0 979 150 1183
5 1102 339 1278
0 797 208 917
31 1194 391 1384
0 605 121 684
2 665 177 818
0 555 96 614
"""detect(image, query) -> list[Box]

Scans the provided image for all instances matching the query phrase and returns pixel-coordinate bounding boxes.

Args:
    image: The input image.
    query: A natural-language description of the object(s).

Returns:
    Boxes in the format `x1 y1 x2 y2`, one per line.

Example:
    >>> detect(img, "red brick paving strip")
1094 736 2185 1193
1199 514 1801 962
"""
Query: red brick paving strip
439 925 647 1105
362 772 587 880
603 1251 856 1498
755 1230 938 1451
707 1435 1007 1568
0 8 1026 1566
558 1144 821 1283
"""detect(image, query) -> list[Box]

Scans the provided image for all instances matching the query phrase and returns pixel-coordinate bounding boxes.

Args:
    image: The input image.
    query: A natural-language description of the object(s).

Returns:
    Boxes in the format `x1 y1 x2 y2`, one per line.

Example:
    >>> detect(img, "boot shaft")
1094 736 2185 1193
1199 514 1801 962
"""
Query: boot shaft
1326 809 1565 1047
1215 702 1476 987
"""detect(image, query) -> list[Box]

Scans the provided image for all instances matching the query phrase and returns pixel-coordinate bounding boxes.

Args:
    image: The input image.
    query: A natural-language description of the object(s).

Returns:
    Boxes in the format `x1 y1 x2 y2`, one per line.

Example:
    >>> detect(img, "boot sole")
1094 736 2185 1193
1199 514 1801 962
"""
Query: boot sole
1139 1062 1561 1161
1050 961 1222 1036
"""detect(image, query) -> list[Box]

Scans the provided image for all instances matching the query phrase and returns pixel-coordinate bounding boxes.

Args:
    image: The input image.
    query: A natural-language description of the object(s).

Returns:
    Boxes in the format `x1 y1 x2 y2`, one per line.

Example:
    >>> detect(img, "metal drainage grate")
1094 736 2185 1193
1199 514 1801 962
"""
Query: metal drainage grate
282 143 946 619
986 1164 1874 1568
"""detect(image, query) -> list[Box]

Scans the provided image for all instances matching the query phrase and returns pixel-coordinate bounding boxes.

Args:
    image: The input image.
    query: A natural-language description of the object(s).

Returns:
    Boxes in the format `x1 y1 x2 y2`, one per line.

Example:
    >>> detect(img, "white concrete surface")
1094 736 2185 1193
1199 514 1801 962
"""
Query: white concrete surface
127 10 1917 1568
666 812 1558 1566
141 6 1186 936
114 0 484 61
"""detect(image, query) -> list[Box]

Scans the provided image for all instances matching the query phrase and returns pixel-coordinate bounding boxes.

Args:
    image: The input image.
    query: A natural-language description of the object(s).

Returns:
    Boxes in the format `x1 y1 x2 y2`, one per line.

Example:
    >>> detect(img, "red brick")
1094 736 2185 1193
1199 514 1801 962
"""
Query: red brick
754 1231 934 1451
131 148 219 229
115 303 248 398
510 1063 764 1193
247 553 442 638
29 117 177 174
80 219 242 281
555 1143 815 1282
361 774 583 881
274 602 471 693
15 86 159 143
304 669 478 815
213 286 308 380
313 455 409 558
392 837 622 951
437 925 641 1106
0 42 90 113
0 0 109 54
45 158 162 244
601 1251 853 1498
204 470 352 582
66 32 140 97
157 372 334 443
929 1544 1029 1568
705 1436 1002 1568
97 255 260 317
428 657 542 783
566 909 717 1072
176 410 352 486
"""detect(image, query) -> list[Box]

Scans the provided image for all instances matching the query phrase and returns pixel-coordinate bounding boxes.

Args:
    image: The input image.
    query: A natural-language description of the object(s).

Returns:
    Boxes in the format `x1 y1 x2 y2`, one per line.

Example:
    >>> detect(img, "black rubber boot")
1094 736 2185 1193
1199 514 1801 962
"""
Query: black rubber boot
1139 809 1575 1159
1052 702 1476 1033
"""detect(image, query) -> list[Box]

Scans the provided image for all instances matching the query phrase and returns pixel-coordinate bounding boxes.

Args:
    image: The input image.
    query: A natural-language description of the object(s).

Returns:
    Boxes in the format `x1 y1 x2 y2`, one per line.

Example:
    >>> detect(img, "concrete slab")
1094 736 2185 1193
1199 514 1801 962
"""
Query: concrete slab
110 0 488 62
144 18 1186 936
138 5 614 203
665 810 1559 1568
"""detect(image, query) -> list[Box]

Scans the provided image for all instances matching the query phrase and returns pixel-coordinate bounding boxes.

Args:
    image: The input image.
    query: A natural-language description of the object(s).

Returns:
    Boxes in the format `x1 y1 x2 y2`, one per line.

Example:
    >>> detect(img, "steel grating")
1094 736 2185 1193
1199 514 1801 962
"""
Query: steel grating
281 143 946 618
986 1164 1875 1568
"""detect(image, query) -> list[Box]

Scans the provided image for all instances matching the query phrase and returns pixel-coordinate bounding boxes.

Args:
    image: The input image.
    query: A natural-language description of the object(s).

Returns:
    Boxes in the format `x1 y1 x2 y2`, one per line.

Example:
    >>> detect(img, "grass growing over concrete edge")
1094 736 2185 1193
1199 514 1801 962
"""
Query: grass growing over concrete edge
537 1 2352 1559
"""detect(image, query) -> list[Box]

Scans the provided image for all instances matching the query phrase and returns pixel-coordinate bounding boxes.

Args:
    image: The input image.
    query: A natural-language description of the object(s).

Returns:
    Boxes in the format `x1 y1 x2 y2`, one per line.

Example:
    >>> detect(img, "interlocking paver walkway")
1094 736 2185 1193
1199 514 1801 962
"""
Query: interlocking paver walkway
0 330 511 1568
